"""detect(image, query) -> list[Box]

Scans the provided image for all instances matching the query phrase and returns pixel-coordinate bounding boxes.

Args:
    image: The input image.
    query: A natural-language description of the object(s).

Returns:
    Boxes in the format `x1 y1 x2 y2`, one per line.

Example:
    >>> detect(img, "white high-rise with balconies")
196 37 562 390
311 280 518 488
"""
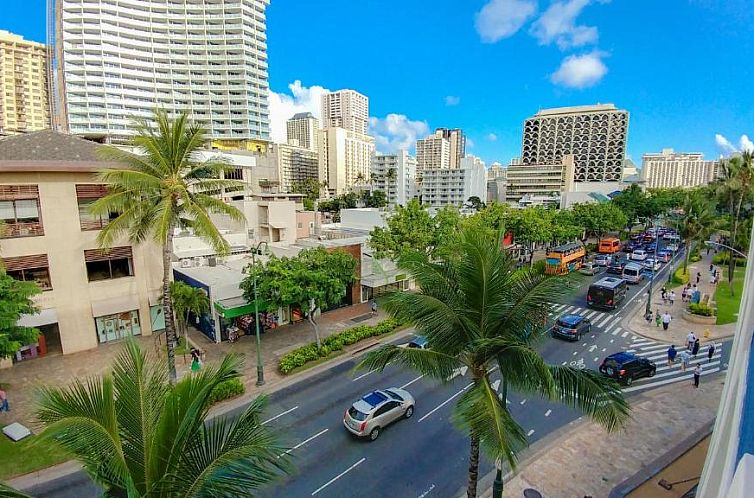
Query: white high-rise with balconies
420 154 486 209
371 150 417 207
320 89 369 135
641 148 720 189
286 112 319 152
51 0 271 149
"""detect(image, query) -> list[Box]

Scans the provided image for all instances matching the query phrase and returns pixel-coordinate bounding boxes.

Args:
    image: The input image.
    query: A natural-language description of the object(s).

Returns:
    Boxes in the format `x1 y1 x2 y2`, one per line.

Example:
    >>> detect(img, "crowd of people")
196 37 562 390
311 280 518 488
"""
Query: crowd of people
666 330 716 388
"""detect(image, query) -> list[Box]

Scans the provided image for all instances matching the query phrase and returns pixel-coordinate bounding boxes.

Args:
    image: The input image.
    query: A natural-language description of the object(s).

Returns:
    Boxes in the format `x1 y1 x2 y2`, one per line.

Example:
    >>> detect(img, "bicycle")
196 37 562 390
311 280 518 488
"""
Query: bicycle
570 358 586 370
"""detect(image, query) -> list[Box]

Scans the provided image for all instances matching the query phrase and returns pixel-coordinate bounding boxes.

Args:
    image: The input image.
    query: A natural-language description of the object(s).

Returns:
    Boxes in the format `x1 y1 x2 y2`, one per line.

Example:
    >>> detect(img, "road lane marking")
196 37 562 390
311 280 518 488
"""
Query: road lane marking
562 361 567 365
447 366 468 380
352 369 377 382
544 409 552 417
590 335 596 339
593 357 599 362
564 305 577 314
596 315 613 327
585 311 598 319
281 428 329 457
610 339 614 343
419 383 473 422
527 429 535 436
311 457 366 495
623 368 720 393
400 374 425 389
262 406 299 426
520 399 527 405
582 342 588 347
573 351 578 356
602 348 606 352
621 330 629 338
417 484 436 498
491 379 501 391
588 345 598 352
632 335 638 340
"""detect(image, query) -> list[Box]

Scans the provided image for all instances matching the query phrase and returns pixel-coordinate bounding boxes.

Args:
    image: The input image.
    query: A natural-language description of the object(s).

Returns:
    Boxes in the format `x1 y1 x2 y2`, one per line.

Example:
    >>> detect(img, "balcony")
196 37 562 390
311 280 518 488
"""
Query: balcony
2 222 44 238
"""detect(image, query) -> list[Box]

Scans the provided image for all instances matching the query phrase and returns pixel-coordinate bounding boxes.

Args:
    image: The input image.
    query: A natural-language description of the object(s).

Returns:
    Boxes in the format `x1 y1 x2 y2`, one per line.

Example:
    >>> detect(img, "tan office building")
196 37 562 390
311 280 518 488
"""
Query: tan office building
434 128 466 168
641 148 720 189
416 133 450 172
0 30 50 136
319 127 375 195
0 130 163 362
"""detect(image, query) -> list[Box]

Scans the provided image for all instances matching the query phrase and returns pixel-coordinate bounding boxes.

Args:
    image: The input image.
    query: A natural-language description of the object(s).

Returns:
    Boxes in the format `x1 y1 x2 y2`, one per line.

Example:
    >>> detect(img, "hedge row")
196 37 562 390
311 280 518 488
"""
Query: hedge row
673 267 689 285
278 318 402 374
689 303 715 317
712 253 747 267
208 377 246 405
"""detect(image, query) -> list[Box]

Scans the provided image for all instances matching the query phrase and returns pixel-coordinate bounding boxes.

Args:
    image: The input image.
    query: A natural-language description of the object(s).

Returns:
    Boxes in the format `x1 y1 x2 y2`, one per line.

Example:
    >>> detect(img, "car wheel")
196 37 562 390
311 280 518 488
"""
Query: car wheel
624 375 633 386
369 427 380 441
649 367 656 377
404 406 414 419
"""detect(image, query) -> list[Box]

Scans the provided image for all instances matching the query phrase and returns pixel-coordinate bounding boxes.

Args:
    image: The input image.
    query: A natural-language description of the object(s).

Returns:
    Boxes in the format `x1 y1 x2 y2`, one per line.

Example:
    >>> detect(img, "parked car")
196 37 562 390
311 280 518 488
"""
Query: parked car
406 336 429 349
599 352 656 386
579 262 600 275
344 388 415 440
594 254 612 267
630 249 648 261
551 314 592 341
642 258 662 271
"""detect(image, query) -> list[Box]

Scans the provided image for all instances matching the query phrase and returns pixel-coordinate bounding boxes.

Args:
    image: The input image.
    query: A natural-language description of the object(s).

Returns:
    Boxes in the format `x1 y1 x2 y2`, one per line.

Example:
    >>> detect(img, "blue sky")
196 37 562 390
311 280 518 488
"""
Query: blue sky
5 0 754 166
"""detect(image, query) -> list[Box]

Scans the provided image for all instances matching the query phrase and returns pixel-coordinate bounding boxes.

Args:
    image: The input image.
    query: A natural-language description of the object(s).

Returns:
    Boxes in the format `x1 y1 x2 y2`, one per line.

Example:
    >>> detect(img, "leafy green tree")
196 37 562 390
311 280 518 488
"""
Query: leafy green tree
612 184 650 230
170 281 210 339
676 191 718 272
241 248 357 348
369 199 462 260
508 207 553 248
292 178 327 210
466 196 485 212
648 187 687 214
569 203 628 241
0 268 41 359
462 202 510 239
357 226 629 497
367 190 387 208
36 341 289 497
92 110 245 383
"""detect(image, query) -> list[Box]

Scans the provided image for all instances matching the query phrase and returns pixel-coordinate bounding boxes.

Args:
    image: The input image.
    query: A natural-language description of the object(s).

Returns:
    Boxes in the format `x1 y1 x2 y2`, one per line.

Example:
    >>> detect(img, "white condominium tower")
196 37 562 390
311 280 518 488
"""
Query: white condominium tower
286 112 319 152
51 0 271 149
321 89 369 135
371 150 417 207
416 133 450 172
0 30 50 136
641 149 720 189
521 104 629 182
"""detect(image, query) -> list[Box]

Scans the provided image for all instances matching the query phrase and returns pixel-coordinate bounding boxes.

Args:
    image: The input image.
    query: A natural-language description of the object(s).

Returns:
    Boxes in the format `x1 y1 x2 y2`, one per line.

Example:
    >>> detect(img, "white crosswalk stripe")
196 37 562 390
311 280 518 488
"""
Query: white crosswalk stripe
585 310 599 319
621 330 629 338
596 314 613 328
563 305 577 314
553 304 566 311
623 367 721 393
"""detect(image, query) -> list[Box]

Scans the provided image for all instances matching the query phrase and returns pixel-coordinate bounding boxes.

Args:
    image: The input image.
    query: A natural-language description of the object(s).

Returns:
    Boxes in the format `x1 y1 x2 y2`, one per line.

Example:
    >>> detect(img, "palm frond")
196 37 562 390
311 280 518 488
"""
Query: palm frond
356 344 461 382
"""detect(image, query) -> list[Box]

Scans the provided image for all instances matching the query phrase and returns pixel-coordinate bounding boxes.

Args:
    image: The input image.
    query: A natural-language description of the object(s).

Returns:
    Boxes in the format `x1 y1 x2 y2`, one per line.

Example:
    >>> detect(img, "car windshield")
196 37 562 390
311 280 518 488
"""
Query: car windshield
604 359 621 368
348 406 368 421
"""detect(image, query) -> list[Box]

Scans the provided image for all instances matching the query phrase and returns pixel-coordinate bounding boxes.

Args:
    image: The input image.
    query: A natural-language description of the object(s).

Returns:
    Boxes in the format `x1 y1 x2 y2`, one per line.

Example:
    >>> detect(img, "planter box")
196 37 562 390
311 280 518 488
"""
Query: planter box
682 309 717 325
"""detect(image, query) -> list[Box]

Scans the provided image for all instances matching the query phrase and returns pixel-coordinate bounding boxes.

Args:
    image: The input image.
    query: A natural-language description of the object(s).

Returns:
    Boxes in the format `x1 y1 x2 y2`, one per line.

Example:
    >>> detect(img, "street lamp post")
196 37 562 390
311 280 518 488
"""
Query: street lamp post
251 241 268 386
492 458 503 498
704 240 748 259
645 217 662 319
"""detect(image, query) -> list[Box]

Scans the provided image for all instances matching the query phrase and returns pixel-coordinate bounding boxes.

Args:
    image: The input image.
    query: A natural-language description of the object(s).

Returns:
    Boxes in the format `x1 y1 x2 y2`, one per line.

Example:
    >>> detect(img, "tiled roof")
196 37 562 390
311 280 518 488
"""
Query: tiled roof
0 129 104 162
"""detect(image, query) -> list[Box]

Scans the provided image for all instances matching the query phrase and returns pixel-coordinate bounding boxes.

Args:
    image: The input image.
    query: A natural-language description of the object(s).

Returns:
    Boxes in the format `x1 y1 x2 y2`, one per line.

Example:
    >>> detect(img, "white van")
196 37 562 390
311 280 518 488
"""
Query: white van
622 263 645 284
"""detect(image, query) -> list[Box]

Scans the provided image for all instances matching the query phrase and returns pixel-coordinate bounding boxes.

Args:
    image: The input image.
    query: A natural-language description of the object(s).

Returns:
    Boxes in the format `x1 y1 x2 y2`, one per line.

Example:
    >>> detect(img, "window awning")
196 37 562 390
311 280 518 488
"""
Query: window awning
17 308 58 327
268 221 288 229
215 297 268 319
91 295 140 317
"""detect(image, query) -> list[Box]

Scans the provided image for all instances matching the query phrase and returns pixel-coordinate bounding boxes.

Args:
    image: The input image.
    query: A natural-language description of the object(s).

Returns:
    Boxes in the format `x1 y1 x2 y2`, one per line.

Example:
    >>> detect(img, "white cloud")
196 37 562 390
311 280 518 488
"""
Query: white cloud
486 133 498 141
550 51 608 89
475 0 538 43
740 134 754 153
466 138 476 149
268 80 331 143
445 95 461 106
368 114 431 153
530 0 599 50
715 134 738 153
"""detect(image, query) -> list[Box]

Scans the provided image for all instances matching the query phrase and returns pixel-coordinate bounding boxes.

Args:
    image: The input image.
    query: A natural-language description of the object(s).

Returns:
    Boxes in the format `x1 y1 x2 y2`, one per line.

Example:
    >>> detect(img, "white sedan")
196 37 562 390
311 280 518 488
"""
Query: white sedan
630 249 648 261
642 258 661 271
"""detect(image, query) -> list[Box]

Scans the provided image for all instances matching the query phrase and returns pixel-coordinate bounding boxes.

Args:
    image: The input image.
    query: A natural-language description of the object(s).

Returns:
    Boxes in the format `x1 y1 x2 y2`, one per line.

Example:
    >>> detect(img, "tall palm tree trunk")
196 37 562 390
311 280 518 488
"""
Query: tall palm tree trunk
467 432 481 498
729 197 744 296
163 228 178 383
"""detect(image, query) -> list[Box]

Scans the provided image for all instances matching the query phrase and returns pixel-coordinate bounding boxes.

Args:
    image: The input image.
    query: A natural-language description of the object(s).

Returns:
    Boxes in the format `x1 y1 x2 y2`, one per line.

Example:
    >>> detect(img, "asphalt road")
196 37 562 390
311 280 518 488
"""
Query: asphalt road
25 242 732 498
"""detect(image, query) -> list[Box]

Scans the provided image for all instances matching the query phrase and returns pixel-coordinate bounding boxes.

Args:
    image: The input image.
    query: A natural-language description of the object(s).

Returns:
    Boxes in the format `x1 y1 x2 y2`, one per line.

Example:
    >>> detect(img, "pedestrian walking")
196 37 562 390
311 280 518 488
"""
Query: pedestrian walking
693 364 702 388
190 347 202 373
669 290 676 305
681 287 688 303
655 310 662 328
662 311 672 330
661 286 667 300
709 263 714 272
687 331 697 351
708 343 716 363
370 299 378 315
667 345 677 367
0 388 8 412
692 338 700 357
697 272 701 284
680 350 690 372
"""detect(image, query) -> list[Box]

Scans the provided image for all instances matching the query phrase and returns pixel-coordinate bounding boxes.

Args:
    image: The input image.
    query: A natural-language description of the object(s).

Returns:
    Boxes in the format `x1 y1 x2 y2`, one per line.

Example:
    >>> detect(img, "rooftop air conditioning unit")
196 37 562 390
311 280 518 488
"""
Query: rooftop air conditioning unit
193 257 203 267
180 259 191 268
208 256 217 267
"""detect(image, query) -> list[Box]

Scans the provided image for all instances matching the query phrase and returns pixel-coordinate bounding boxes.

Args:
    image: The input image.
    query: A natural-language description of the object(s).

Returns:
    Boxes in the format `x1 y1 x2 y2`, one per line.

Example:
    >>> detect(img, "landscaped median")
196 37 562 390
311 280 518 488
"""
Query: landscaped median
278 318 403 374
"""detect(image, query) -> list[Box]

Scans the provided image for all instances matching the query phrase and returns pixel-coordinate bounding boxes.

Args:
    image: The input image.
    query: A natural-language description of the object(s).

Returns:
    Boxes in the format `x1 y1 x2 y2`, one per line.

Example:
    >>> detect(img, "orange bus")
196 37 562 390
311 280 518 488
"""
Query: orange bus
598 237 621 254
545 243 586 276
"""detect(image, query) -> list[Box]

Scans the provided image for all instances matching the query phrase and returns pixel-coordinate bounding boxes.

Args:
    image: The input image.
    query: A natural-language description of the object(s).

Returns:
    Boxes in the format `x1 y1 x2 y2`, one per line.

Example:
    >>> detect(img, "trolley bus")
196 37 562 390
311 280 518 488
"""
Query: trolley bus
544 243 586 276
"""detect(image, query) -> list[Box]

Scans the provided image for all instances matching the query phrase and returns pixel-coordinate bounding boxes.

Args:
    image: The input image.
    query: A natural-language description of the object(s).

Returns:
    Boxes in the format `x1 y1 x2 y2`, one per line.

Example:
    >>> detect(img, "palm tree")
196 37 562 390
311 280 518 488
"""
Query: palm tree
676 191 718 273
92 110 245 383
386 167 397 205
357 226 630 498
170 281 210 337
36 341 289 497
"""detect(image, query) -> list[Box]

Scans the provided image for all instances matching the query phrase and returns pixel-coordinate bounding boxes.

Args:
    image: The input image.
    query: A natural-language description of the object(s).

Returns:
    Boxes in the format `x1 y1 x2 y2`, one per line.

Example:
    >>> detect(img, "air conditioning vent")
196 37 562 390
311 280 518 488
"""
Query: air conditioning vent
180 259 191 268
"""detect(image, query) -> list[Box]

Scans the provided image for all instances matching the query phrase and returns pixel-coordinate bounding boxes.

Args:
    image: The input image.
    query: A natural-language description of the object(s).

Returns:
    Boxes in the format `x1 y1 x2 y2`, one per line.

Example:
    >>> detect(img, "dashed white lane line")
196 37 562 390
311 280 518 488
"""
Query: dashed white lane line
262 406 299 426
610 339 614 343
419 383 472 422
520 399 527 405
573 351 578 356
601 348 607 352
582 342 587 347
544 409 552 417
593 357 600 362
281 428 329 457
527 429 535 437
562 361 567 365
352 369 377 382
400 374 425 389
311 457 367 495
621 330 629 338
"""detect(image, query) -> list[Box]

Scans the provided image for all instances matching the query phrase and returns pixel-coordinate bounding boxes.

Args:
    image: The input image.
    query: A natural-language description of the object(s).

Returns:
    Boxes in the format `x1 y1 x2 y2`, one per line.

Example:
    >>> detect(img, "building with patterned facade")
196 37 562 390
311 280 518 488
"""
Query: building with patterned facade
261 142 319 193
416 133 450 173
0 30 50 136
319 127 374 195
521 104 629 183
50 0 271 149
641 148 720 189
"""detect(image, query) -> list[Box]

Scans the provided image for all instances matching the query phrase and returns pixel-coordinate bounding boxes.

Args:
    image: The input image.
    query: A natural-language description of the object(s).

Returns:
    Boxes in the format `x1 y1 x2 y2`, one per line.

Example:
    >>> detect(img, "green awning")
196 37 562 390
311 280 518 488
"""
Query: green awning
214 299 268 319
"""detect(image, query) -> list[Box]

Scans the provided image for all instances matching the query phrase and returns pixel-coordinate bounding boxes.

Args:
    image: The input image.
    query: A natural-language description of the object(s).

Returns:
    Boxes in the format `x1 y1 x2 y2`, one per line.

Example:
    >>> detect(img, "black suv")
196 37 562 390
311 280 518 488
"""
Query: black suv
551 314 591 341
599 352 656 386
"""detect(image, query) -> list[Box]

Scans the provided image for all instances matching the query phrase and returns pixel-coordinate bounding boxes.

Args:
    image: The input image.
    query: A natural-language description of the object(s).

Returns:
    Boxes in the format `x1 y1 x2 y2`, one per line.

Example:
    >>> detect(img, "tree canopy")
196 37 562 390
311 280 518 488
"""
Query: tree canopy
0 268 41 359
568 202 628 240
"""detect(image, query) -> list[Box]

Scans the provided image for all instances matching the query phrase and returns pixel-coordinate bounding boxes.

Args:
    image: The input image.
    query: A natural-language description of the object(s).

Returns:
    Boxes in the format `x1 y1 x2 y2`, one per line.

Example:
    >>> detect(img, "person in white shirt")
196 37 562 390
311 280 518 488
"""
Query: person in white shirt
662 312 672 331
693 363 702 388
687 331 697 350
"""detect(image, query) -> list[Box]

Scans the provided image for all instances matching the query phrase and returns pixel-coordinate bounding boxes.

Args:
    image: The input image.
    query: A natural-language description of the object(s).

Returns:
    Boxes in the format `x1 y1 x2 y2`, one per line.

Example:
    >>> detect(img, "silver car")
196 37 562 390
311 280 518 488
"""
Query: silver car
343 388 415 441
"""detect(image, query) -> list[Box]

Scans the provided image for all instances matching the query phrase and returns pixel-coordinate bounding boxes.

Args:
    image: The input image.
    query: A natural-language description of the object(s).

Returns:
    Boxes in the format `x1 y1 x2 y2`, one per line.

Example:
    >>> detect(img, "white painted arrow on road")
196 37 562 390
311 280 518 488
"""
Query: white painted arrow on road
588 345 598 353
447 366 468 380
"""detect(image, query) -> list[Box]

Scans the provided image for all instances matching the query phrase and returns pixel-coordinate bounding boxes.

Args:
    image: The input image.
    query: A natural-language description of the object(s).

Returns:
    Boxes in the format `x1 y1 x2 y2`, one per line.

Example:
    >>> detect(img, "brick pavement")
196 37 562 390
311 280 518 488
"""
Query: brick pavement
0 302 387 432
495 372 724 498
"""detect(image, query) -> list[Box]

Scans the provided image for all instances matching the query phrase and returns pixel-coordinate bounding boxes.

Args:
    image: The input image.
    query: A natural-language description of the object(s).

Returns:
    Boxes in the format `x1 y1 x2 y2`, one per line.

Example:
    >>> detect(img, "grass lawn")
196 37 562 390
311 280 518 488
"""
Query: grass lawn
715 266 746 325
0 434 71 480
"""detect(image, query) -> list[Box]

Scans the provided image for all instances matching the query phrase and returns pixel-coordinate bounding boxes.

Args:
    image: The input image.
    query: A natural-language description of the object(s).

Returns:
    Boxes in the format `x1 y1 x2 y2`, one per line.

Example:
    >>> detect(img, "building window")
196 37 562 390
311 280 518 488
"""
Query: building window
85 246 134 281
2 254 52 290
77 184 116 230
95 310 141 343
0 185 43 238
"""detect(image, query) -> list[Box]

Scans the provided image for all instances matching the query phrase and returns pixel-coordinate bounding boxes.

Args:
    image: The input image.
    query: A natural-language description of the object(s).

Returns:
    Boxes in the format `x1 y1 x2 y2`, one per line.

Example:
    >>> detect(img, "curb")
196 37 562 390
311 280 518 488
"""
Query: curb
10 327 417 491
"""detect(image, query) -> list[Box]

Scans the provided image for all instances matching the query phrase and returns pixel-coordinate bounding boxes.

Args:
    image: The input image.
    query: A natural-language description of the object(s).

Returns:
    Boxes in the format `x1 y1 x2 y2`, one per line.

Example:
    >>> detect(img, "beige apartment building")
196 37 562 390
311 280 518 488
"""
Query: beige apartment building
259 143 319 193
286 112 319 152
0 30 50 136
641 148 720 189
321 89 369 135
319 127 375 195
505 155 576 205
434 128 466 168
416 133 450 173
0 130 163 362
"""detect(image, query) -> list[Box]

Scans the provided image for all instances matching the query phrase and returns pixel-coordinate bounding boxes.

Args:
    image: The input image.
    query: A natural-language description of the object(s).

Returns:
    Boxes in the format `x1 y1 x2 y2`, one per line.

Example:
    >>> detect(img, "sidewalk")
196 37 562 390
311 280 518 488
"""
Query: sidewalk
494 372 724 497
624 249 736 346
0 302 389 432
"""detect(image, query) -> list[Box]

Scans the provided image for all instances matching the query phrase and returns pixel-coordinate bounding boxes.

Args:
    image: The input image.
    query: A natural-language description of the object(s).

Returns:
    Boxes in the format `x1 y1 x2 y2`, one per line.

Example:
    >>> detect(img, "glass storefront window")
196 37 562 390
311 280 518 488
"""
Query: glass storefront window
95 310 141 343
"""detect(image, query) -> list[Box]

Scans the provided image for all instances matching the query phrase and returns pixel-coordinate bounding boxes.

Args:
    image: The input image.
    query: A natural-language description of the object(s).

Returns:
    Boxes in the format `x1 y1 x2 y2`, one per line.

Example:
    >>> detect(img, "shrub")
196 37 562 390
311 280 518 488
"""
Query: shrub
278 318 402 374
585 243 598 253
673 267 689 285
712 253 747 267
688 303 715 317
208 377 246 405
690 250 702 263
